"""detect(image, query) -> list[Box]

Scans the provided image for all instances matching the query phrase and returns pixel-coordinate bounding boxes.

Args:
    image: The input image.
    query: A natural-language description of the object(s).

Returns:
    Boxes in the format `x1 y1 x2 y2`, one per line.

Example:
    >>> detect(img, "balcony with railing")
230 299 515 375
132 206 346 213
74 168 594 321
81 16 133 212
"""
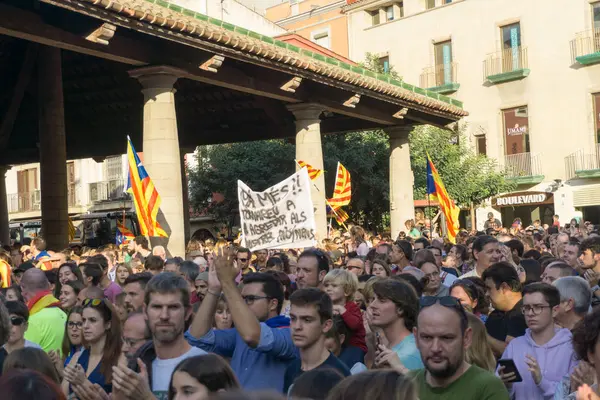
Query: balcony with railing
89 179 127 203
570 29 600 65
7 191 41 213
420 62 460 94
483 47 530 84
7 186 80 214
565 145 600 180
504 152 544 185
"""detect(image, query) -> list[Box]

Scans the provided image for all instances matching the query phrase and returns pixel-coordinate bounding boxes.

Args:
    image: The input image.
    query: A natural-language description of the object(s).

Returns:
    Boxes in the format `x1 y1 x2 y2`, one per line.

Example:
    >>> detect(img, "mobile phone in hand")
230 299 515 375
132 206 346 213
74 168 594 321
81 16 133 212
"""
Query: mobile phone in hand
497 359 523 383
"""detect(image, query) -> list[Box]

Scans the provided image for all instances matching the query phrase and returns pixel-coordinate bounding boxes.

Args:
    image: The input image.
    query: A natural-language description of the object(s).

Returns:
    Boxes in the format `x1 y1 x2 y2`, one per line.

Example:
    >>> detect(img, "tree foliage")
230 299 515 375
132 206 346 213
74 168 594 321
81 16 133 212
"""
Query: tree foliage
188 126 514 231
410 124 516 206
188 140 295 229
358 52 401 80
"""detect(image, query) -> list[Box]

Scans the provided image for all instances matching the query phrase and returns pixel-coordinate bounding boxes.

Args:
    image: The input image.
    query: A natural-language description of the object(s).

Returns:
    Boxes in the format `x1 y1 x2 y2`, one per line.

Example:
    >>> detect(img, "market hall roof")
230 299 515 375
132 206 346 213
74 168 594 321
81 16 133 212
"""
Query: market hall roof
0 0 467 164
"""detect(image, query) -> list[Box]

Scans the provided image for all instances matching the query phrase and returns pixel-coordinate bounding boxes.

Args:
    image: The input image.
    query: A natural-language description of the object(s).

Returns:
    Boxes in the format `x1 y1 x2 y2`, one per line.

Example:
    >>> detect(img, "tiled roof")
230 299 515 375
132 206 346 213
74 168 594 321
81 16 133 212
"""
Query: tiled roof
51 0 467 118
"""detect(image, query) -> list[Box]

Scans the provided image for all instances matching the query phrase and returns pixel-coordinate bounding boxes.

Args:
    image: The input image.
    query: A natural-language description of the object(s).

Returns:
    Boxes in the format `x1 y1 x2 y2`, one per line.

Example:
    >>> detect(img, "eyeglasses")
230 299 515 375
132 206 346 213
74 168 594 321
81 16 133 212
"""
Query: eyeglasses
122 337 147 347
10 316 25 326
237 258 248 262
68 321 83 329
521 304 552 315
242 295 270 305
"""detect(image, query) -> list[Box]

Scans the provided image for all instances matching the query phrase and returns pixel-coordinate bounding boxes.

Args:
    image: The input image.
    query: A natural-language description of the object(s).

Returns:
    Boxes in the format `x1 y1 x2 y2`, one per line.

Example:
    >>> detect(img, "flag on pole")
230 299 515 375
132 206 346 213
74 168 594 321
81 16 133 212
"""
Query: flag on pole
125 137 168 237
297 160 323 181
327 162 351 208
116 221 135 245
67 217 76 242
426 154 460 243
327 205 349 225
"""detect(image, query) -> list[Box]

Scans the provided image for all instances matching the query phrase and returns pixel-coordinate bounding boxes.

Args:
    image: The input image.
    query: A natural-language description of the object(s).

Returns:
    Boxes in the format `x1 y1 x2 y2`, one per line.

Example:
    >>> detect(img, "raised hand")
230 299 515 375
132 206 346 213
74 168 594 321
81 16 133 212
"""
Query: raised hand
214 246 240 286
525 354 542 385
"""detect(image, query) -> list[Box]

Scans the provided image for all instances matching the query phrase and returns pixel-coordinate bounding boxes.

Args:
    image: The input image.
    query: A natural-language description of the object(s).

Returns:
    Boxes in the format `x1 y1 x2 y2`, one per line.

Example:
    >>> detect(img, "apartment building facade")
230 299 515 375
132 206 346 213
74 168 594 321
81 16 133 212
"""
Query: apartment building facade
346 0 600 228
5 156 129 222
266 0 350 57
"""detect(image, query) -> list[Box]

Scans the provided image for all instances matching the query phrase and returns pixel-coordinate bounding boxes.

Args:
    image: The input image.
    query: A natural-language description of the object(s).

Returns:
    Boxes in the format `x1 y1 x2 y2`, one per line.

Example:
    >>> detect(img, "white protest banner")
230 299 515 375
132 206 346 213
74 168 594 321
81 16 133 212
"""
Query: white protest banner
238 168 316 251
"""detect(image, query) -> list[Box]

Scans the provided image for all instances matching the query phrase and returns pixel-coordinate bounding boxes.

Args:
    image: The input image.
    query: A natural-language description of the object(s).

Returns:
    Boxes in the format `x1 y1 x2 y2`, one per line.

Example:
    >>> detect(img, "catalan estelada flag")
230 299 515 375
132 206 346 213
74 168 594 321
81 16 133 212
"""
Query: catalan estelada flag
297 160 323 181
327 162 351 208
327 205 349 225
125 137 168 237
427 154 460 243
116 221 135 245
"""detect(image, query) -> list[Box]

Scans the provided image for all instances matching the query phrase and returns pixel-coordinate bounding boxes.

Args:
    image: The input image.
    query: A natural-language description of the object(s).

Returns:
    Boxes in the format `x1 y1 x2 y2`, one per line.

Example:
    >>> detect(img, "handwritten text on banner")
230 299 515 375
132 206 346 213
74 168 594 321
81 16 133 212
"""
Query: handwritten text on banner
238 168 316 251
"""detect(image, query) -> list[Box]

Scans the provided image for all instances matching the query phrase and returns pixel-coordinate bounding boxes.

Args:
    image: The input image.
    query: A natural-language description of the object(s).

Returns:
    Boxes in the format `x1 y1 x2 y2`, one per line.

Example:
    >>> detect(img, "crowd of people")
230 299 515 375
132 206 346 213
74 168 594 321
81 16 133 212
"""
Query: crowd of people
0 217 597 400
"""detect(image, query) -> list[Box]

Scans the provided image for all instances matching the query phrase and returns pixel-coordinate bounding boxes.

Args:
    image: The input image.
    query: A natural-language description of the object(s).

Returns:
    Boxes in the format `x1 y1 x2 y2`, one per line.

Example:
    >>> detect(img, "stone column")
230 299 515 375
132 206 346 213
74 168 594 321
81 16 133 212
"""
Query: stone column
287 103 327 243
38 46 69 250
129 66 185 257
387 126 415 240
0 167 10 246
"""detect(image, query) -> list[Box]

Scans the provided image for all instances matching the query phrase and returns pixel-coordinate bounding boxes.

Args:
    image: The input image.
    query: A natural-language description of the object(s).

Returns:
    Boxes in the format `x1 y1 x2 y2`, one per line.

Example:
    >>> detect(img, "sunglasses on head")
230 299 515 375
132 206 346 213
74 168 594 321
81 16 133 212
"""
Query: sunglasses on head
10 316 25 326
420 295 462 309
82 298 103 307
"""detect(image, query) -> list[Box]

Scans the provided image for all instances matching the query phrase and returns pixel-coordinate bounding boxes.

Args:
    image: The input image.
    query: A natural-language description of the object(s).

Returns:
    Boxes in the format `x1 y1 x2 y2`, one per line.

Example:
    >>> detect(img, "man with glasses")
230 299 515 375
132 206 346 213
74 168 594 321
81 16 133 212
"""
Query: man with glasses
413 296 508 399
187 248 296 392
121 311 151 361
498 283 577 399
1 301 41 358
346 257 364 276
235 247 255 275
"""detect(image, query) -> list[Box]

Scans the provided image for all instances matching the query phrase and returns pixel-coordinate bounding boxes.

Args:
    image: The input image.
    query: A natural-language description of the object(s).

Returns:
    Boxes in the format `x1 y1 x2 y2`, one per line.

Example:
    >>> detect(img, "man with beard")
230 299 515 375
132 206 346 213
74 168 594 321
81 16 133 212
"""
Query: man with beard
412 296 508 399
579 236 600 305
295 249 329 290
123 273 153 313
125 273 206 398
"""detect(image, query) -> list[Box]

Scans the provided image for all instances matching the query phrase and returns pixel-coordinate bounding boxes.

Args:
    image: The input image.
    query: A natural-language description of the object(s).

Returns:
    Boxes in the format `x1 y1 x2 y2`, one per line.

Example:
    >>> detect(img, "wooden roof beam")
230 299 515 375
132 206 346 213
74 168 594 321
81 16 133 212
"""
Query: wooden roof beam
84 23 116 46
0 3 151 66
0 43 38 151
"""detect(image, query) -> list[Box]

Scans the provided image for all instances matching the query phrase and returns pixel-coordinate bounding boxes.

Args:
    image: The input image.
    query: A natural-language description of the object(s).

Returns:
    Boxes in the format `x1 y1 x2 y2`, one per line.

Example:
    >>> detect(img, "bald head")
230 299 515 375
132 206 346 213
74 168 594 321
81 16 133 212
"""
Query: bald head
152 246 166 260
20 269 50 302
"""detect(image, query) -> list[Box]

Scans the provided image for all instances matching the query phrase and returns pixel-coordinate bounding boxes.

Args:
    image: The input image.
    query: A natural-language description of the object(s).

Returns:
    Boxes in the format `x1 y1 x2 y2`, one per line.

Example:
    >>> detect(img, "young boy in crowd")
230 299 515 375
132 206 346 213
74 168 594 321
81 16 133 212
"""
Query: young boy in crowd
323 269 367 357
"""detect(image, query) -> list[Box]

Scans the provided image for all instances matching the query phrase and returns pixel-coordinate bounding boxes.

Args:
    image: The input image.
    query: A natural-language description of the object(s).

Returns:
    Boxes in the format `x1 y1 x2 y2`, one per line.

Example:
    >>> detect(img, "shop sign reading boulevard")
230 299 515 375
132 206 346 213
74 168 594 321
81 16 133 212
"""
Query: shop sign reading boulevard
492 191 554 207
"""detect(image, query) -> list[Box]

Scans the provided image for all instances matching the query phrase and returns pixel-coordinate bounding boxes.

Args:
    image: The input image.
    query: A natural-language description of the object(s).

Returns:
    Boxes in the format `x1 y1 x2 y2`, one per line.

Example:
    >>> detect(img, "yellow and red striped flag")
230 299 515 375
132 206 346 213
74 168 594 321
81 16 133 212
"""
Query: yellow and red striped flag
125 137 168 237
327 205 349 225
327 162 351 208
427 153 460 243
297 160 323 181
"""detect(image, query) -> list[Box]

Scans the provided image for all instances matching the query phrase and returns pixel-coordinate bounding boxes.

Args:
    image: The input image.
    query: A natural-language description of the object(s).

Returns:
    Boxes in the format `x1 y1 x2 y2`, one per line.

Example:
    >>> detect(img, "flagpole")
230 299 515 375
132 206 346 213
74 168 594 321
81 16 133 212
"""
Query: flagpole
294 160 350 232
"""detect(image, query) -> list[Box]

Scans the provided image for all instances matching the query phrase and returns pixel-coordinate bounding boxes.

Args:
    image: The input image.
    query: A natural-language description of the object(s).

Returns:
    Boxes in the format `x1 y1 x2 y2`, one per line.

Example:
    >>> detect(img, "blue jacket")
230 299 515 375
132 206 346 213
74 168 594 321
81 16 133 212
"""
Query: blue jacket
185 315 298 392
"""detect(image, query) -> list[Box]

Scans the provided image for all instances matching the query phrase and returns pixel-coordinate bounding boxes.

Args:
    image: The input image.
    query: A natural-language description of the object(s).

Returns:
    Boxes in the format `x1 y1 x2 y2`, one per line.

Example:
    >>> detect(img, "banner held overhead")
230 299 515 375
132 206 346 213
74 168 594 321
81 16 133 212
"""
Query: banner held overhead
238 168 317 251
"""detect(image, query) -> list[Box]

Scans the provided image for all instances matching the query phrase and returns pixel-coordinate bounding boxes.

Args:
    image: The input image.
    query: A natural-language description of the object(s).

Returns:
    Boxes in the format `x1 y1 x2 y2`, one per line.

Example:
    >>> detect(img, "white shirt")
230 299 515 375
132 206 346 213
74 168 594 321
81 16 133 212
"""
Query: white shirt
461 268 480 278
151 346 207 394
